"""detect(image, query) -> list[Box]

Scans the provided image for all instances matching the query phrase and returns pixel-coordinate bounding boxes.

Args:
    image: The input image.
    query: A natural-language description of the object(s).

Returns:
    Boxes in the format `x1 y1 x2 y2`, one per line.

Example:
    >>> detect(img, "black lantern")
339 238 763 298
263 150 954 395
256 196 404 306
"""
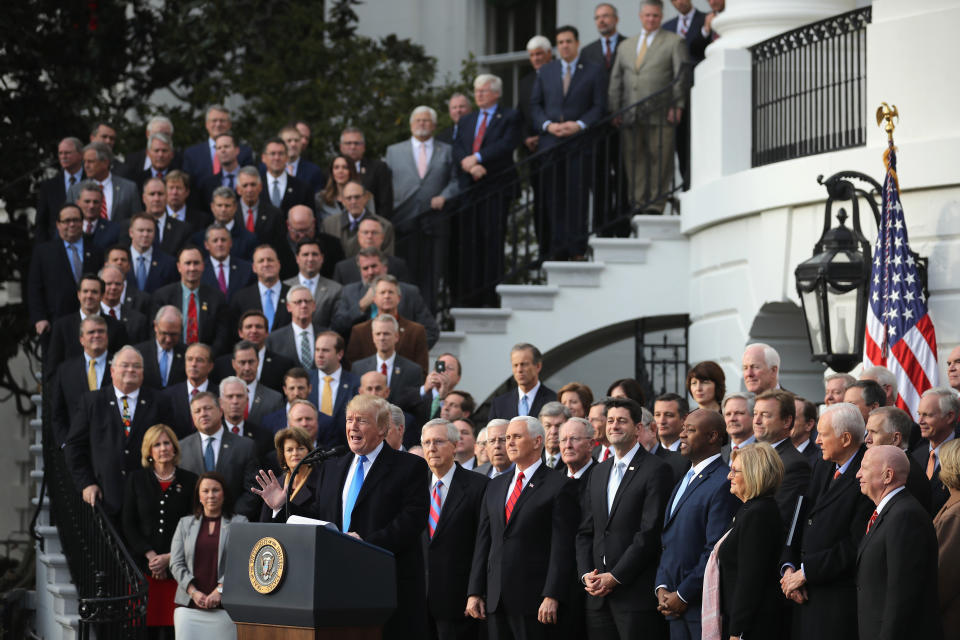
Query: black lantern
794 173 875 373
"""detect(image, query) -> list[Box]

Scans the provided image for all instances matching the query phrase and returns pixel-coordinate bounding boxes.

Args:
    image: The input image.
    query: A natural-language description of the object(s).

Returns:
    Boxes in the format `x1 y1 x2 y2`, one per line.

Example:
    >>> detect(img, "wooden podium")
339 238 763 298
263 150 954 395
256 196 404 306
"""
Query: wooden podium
222 522 396 639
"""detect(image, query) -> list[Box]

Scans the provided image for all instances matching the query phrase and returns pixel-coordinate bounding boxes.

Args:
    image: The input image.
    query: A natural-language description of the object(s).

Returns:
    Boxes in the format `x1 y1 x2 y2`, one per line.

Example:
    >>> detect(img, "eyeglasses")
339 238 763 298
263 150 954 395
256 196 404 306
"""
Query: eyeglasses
340 141 363 146
421 439 450 448
114 362 143 370
342 195 364 201
727 468 743 477
59 217 82 224
559 436 589 445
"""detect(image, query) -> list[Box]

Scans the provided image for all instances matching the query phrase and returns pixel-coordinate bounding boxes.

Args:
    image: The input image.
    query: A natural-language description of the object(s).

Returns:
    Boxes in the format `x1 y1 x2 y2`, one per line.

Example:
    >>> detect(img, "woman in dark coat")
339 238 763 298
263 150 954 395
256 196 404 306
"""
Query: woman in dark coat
122 424 198 640
258 426 317 522
712 443 785 640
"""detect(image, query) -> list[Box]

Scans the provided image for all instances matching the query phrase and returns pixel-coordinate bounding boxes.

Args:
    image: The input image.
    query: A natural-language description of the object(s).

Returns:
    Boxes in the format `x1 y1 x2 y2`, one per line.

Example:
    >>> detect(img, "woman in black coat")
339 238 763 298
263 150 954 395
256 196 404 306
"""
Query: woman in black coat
122 424 197 640
258 426 318 522
716 443 786 639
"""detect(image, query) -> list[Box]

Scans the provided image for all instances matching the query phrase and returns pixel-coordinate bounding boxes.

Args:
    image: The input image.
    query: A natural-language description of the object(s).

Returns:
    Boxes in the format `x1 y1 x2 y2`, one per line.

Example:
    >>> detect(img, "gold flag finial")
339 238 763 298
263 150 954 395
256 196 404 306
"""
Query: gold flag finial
876 102 899 143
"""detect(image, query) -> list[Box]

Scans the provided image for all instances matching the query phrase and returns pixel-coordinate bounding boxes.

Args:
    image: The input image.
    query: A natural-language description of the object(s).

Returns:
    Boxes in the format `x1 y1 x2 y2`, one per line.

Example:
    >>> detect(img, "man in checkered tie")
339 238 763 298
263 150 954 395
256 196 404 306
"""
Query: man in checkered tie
466 415 579 638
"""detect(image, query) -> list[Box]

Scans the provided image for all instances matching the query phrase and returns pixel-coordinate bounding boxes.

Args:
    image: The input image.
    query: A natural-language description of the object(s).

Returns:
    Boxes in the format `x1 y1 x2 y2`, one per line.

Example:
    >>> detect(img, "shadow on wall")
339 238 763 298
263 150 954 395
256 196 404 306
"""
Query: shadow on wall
747 301 824 400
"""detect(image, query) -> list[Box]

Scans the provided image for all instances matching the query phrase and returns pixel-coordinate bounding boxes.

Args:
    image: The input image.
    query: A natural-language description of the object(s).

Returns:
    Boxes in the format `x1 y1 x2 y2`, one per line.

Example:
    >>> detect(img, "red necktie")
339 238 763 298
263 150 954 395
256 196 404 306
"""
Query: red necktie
866 509 878 533
109 307 117 319
246 208 255 232
833 469 841 480
244 404 249 420
217 262 228 295
85 220 95 234
190 388 198 397
98 183 108 218
381 362 388 376
605 38 613 68
472 111 488 154
212 150 221 174
232 425 240 435
602 447 611 461
505 471 525 523
186 292 199 343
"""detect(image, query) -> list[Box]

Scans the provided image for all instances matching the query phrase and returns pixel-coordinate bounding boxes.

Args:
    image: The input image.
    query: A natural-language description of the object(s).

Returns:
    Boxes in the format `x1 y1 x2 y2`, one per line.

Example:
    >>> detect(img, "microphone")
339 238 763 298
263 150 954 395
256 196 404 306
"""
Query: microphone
300 445 348 465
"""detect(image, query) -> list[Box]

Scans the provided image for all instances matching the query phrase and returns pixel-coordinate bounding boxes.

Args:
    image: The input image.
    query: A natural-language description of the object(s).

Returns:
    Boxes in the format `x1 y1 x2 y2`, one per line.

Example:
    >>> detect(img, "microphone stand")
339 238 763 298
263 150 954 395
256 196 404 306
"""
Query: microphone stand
284 446 346 522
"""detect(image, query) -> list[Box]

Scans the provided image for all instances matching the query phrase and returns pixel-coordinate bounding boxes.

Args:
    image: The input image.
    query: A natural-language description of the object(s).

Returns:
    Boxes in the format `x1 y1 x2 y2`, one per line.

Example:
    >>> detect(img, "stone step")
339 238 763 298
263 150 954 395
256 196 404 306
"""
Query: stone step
430 331 465 358
54 612 80 640
449 308 511 334
589 237 652 263
632 215 685 240
494 285 559 311
543 261 606 287
39 552 71 585
48 583 78 616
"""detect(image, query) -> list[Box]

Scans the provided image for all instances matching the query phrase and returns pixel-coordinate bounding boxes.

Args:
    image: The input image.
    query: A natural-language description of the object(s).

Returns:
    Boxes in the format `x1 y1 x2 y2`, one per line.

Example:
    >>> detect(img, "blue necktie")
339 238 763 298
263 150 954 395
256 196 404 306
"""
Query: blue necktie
136 256 147 291
263 289 275 329
203 437 215 471
342 454 368 533
159 350 169 387
671 468 697 517
519 394 530 416
68 243 82 283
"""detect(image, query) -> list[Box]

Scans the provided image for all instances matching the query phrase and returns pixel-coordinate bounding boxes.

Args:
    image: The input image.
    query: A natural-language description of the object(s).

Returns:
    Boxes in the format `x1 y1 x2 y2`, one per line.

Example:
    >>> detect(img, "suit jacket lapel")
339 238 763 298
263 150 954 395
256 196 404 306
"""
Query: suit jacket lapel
355 445 393 508
608 453 644 520
506 465 546 530
666 458 721 525
433 468 466 540
857 490 903 561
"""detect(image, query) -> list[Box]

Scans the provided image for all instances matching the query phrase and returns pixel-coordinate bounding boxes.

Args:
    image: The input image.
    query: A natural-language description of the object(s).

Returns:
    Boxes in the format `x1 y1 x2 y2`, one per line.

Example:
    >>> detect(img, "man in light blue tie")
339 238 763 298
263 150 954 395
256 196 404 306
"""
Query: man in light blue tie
655 409 737 640
576 397 674 639
254 394 430 640
487 343 558 421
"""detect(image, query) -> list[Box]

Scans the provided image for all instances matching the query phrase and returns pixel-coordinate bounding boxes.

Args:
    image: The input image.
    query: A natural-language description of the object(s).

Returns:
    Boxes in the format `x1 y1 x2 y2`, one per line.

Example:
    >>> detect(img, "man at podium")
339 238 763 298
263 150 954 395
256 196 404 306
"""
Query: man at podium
255 394 430 639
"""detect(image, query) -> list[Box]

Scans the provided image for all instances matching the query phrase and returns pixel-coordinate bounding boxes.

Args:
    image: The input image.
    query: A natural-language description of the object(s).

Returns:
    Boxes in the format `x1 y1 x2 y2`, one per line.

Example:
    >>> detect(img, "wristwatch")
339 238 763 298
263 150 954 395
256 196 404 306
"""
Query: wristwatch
217 585 223 594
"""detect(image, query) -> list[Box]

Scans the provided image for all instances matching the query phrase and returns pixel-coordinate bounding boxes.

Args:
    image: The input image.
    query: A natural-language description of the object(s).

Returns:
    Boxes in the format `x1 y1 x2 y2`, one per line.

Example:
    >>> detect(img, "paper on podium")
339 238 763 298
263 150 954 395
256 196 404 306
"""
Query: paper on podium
287 515 339 531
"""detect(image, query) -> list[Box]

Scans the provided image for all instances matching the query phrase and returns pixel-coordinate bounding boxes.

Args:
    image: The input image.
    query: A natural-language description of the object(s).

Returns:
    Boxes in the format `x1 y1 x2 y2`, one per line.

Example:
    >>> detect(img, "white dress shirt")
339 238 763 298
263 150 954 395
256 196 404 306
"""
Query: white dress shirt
411 137 434 168
114 386 140 422
341 441 385 529
202 426 225 467
505 459 542 505
376 353 398 387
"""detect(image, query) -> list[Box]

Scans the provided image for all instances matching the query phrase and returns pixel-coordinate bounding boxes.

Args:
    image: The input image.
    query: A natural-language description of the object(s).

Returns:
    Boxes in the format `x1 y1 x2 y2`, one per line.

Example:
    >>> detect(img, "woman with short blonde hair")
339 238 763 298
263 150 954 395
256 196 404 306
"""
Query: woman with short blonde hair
934 439 960 630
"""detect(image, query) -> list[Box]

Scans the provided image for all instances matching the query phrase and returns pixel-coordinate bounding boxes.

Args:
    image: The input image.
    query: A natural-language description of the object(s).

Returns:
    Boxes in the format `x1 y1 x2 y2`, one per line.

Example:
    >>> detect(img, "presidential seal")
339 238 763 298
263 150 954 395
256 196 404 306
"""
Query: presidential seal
248 536 285 594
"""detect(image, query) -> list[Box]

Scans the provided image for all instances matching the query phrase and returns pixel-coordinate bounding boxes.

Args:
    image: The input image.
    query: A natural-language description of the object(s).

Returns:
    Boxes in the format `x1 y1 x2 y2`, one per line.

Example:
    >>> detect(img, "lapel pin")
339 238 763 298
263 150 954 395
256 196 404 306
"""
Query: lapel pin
201 302 208 311
109 400 116 406
152 261 158 267
628 467 635 471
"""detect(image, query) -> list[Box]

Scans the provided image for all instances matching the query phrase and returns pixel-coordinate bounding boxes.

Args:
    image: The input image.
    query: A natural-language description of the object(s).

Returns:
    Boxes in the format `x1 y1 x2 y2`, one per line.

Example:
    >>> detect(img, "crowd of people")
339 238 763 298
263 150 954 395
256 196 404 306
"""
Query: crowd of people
31 0 960 638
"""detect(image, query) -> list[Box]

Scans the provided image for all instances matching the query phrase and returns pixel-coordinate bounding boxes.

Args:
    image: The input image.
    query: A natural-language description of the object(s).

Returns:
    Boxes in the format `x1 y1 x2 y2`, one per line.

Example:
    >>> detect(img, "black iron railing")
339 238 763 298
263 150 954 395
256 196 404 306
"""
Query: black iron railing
40 394 147 639
396 66 692 317
750 6 871 168
635 315 689 406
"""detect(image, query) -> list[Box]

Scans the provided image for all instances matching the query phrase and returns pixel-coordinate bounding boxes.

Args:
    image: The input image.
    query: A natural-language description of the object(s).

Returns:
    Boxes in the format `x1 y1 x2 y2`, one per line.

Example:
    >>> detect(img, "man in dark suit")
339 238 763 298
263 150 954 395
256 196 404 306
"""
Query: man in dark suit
217 375 277 467
640 404 690 484
581 3 629 77
126 213 178 294
339 127 393 219
165 170 213 235
560 417 597 484
913 386 960 515
279 125 325 194
66 142 140 223
50 316 113 446
264 284 324 370
277 205 345 281
64 346 175 515
259 137 314 218
195 186 258 261
35 137 85 242
517 37 553 153
421 418 489 640
779 403 875 640
436 93 472 146
531 26 607 259
331 219 410 285
235 166 284 246
452 74 522 306
856 445 942 639
792 396 821 465
76 181 122 251
487 343 558 422
260 368 313 435
150 246 232 357
116 116 182 183
577 397 673 639
473 420 515 480
350 314 425 414
230 245 292 332
98 264 148 343
865 406 932 513
320 181 397 258
755 390 810 525
141 177 191 258
210 310 294 392
196 133 246 210
255 394 430 639
136 305 187 390
344 276 429 373
201 223 254 303
181 105 254 186
654 409 736 640
178 390 262 520
227 340 284 427
467 415 579 638
163 342 216 439
307 331 360 449
29 203 105 361
283 236 342 329
44 274 127 381
134 132 178 192
330 248 437 345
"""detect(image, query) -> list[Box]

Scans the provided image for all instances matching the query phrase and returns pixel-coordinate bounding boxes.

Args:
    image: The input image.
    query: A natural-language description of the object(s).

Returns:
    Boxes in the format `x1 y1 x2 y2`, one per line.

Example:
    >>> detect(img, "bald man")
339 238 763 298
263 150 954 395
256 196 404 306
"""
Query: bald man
855 445 941 639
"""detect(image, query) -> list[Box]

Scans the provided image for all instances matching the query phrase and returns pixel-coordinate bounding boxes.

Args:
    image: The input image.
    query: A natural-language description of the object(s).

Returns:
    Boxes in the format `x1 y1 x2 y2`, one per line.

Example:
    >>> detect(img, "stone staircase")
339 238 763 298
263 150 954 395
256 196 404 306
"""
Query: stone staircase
431 217 691 401
31 394 81 640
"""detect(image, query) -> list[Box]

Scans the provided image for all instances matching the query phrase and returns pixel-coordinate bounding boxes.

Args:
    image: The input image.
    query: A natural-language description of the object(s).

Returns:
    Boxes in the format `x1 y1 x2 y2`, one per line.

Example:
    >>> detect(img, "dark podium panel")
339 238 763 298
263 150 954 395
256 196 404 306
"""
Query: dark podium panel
223 523 396 638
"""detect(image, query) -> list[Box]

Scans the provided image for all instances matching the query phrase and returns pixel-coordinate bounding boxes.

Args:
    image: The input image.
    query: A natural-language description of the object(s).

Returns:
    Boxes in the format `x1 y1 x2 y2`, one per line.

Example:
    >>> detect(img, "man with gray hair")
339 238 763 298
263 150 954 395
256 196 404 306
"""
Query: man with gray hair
720 391 755 463
947 346 960 393
560 417 596 481
467 415 579 635
865 406 932 513
859 365 899 408
474 419 514 478
824 372 856 405
582 3 627 74
517 35 554 152
539 401 571 469
67 141 140 222
37 136 86 242
741 342 781 393
914 386 960 514
437 93 472 145
118 115 181 181
198 185 257 260
136 131 176 189
420 417 489 640
134 305 186 389
182 104 254 184
779 403 874 638
386 403 407 451
452 73 522 306
843 379 886 424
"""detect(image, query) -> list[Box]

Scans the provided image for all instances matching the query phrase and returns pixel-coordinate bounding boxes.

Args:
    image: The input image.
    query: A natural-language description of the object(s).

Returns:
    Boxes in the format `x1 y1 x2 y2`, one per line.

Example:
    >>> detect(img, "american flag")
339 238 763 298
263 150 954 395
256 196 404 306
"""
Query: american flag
863 143 939 419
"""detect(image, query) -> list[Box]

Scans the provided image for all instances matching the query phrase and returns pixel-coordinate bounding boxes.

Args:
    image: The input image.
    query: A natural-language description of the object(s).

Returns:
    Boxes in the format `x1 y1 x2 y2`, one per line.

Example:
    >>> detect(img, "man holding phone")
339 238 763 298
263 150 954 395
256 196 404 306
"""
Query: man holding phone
421 353 463 420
